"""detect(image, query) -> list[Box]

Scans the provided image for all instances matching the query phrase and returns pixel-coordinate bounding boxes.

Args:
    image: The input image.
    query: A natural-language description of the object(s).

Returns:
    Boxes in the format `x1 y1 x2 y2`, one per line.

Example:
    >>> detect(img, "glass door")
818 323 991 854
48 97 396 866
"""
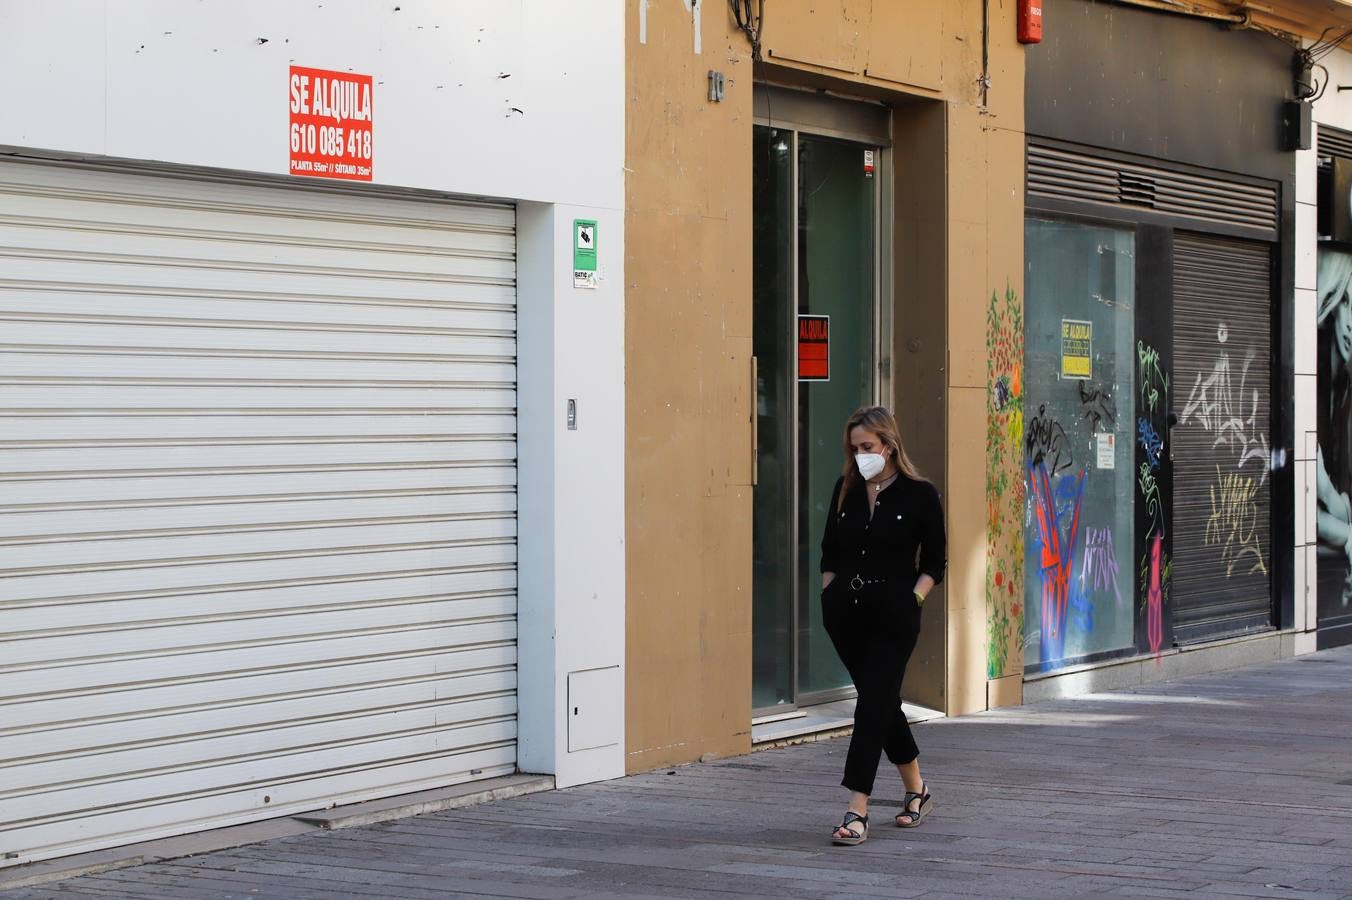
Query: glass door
752 125 796 711
753 123 881 713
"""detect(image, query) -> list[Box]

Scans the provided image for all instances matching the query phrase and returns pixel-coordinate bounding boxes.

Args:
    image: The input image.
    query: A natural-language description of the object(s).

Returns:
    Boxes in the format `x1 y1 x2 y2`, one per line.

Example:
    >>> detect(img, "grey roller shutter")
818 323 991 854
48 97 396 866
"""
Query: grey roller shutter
1170 233 1273 643
0 158 518 866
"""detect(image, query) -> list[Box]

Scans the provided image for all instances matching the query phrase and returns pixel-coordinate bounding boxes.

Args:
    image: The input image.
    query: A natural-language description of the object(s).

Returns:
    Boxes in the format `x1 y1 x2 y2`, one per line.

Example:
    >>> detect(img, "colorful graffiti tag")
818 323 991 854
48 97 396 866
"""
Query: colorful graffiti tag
1137 340 1170 655
1145 532 1165 654
986 286 1024 679
1204 465 1267 577
1028 459 1087 665
1138 341 1168 416
1082 526 1121 604
1173 327 1271 607
1178 346 1270 481
1137 418 1163 470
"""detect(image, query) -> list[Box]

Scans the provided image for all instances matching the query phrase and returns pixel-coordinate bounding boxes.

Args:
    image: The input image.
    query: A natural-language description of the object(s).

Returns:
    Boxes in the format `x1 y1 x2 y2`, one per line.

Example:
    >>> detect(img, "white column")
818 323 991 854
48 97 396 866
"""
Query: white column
1293 136 1318 652
516 202 626 787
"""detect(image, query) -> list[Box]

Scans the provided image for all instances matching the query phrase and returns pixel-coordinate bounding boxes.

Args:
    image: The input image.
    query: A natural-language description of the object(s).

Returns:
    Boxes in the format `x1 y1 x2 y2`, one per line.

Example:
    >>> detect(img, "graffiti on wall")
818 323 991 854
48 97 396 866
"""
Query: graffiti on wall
986 286 1025 679
1022 370 1131 669
1025 403 1074 476
1138 341 1168 416
1022 222 1136 669
1082 526 1121 604
1178 338 1270 481
1137 340 1170 655
1021 390 1125 667
1204 465 1267 577
1145 533 1165 654
1137 418 1163 470
1028 456 1087 665
1078 381 1118 432
1176 326 1270 588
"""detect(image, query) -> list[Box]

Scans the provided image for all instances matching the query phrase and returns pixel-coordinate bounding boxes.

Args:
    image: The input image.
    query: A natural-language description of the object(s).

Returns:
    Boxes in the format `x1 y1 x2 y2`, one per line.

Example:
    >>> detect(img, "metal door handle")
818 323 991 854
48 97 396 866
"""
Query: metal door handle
751 355 759 487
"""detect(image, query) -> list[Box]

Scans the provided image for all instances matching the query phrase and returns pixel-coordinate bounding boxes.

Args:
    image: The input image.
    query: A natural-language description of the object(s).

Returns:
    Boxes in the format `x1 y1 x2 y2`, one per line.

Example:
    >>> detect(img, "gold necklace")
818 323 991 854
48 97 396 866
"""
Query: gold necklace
871 471 899 493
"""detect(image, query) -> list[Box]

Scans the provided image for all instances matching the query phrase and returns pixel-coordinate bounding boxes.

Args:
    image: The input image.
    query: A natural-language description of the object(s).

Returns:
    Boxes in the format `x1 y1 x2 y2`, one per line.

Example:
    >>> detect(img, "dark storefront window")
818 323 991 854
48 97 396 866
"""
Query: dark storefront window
1023 0 1292 661
1023 218 1137 671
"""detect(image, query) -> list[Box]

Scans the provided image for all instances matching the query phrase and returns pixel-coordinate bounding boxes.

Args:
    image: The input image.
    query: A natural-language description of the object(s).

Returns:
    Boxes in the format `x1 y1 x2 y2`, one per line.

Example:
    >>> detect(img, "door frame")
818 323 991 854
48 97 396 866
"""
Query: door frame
751 86 894 716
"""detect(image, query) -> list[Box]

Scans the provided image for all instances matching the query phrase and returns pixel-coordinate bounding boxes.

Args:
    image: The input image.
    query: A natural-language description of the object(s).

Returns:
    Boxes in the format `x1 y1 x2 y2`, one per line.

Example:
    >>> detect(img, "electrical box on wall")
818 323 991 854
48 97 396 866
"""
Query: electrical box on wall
1018 0 1043 44
567 667 621 753
1284 99 1312 152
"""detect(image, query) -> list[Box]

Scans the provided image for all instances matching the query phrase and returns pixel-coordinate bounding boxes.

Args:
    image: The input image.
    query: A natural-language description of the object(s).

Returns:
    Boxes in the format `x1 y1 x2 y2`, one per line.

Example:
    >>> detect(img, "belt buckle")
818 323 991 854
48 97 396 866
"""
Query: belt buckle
849 575 865 592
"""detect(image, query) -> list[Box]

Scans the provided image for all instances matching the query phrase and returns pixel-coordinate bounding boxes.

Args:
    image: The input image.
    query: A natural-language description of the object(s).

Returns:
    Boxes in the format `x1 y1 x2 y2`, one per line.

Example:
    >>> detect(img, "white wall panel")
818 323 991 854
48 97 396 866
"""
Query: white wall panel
1296 202 1317 291
1294 287 1317 378
0 0 624 211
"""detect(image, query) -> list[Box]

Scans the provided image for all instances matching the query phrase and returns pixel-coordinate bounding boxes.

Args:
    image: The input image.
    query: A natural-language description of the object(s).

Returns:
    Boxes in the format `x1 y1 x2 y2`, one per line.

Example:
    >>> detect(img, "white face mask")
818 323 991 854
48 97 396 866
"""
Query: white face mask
855 452 886 480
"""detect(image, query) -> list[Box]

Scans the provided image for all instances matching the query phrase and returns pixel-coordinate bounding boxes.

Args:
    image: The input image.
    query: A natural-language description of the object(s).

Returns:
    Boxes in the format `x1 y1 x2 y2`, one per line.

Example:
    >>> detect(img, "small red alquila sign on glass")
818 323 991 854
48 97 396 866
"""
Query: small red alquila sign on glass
289 65 373 181
798 315 830 381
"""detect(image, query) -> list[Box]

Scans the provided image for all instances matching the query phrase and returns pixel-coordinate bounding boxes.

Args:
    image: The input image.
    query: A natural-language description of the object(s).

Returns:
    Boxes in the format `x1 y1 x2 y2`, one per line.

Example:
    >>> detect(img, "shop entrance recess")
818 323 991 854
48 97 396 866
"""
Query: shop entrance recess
751 88 891 716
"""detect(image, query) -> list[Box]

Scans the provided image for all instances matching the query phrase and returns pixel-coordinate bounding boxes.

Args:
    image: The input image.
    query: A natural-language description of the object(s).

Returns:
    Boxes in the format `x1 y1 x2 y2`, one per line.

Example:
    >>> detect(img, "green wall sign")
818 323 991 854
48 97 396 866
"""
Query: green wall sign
573 219 597 288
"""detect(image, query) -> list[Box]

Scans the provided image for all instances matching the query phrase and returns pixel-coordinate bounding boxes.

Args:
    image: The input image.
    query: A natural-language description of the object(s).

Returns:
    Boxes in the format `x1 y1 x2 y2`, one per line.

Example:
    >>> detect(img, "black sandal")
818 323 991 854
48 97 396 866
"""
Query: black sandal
895 783 933 828
831 810 868 846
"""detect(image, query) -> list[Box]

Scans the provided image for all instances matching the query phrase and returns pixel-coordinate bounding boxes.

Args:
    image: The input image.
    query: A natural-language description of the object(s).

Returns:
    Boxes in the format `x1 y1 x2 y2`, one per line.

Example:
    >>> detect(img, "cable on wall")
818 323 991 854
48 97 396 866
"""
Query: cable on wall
980 0 991 108
1295 27 1352 103
731 0 766 62
1105 0 1303 45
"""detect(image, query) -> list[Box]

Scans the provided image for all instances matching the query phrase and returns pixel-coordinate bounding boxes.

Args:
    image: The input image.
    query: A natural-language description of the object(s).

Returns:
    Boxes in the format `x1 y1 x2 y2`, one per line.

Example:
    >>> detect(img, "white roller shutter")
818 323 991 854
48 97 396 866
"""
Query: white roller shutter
0 159 518 865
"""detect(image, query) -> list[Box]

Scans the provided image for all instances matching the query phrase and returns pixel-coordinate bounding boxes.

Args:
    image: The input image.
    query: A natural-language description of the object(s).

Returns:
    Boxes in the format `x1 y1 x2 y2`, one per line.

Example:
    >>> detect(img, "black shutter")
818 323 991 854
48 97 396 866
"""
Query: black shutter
1170 233 1273 643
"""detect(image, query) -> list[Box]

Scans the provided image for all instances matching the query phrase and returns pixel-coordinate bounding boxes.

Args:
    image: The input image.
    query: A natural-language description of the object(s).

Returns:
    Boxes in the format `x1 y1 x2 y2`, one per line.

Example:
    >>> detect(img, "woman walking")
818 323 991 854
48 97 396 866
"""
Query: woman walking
821 406 946 846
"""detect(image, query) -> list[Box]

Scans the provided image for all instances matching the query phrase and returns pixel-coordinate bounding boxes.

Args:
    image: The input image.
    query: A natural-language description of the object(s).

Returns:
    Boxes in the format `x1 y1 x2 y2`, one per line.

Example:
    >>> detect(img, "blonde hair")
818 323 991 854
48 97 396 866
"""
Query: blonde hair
837 405 926 512
1318 250 1352 327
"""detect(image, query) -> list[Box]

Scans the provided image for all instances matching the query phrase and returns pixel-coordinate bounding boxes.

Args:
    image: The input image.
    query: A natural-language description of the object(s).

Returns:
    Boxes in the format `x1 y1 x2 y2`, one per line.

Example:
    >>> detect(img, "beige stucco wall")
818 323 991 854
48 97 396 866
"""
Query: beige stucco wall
624 1 1028 774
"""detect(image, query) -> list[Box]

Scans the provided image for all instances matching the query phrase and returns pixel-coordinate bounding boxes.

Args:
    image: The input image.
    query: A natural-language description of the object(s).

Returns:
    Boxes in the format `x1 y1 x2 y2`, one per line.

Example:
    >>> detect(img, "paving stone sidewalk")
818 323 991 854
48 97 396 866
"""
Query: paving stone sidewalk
6 646 1352 899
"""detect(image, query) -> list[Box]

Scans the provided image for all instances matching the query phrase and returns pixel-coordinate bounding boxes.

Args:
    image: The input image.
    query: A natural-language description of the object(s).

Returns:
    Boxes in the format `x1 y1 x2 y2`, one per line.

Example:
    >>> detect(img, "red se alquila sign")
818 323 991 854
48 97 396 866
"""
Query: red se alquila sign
798 315 830 381
289 65 373 181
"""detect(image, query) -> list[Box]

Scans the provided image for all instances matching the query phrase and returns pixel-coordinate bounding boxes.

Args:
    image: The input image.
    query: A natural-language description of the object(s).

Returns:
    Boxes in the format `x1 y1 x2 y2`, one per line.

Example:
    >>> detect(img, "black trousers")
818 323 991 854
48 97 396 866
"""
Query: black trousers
821 580 922 796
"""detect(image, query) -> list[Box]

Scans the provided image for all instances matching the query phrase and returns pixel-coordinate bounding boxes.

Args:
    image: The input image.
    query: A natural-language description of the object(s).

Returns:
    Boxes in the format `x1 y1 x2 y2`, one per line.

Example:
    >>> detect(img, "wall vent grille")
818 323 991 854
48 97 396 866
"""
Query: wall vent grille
1027 140 1278 237
1118 172 1157 207
1318 124 1352 160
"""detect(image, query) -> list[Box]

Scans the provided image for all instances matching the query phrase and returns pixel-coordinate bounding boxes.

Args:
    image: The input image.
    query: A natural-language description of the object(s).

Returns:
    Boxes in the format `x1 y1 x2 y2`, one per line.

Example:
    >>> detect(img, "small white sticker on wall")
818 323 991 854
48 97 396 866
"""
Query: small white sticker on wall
1096 432 1116 469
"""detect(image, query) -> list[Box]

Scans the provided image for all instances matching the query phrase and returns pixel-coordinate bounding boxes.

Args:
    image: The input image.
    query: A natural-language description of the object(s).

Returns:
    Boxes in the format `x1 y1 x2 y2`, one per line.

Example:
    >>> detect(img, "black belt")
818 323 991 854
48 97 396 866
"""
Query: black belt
847 575 887 592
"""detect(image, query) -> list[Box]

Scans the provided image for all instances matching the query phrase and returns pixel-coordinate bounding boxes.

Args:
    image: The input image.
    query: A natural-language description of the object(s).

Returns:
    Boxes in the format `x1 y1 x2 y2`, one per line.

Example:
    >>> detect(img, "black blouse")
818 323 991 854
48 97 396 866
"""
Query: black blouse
820 474 947 589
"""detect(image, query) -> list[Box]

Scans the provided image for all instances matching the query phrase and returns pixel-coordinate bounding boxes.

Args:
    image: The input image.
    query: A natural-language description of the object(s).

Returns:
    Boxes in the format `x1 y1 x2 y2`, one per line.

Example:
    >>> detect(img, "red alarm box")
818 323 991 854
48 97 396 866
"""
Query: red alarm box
1018 0 1043 44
